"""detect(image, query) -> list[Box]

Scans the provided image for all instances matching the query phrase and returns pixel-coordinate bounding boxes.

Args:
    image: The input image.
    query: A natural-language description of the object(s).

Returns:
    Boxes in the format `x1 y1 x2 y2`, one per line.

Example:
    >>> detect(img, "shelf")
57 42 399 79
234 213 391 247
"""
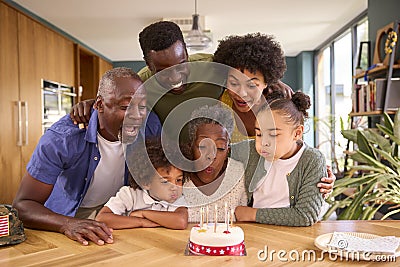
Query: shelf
349 110 397 117
353 64 400 79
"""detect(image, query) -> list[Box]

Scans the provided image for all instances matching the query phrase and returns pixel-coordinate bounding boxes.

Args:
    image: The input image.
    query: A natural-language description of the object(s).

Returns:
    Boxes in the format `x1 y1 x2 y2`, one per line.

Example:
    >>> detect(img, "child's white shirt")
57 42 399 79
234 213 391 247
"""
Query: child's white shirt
253 144 306 208
105 186 187 215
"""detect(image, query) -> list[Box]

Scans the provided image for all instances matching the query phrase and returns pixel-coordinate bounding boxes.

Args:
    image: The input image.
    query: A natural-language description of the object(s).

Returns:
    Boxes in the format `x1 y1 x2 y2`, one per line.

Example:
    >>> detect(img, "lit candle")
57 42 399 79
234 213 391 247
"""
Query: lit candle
226 209 230 231
206 205 209 226
230 209 234 227
224 202 228 225
214 204 217 233
200 207 204 228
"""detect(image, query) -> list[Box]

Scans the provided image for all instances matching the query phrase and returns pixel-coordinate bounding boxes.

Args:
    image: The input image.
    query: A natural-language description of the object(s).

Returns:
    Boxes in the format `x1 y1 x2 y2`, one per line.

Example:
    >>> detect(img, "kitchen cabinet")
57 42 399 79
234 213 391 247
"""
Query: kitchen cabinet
0 1 112 203
76 46 113 101
0 2 75 203
0 2 20 204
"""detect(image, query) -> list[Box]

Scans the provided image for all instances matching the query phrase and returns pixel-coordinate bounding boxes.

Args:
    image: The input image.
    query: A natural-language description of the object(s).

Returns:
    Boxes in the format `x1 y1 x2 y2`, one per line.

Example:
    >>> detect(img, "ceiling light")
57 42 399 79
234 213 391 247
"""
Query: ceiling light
185 0 212 52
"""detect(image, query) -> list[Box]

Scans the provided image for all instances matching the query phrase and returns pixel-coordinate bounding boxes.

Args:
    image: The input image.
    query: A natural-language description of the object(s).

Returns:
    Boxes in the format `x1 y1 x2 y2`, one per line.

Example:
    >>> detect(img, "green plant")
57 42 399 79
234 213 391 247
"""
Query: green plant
313 115 348 176
324 110 400 220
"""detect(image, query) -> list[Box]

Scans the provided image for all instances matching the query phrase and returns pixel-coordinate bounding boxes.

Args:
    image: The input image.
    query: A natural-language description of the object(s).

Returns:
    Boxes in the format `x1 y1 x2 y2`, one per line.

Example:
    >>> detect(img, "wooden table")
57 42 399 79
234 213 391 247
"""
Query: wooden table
1 221 399 266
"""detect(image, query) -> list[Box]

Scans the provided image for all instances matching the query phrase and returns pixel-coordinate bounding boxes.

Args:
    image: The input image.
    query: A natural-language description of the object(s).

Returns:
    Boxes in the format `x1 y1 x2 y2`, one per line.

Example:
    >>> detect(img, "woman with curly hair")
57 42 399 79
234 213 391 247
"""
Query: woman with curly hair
214 33 292 142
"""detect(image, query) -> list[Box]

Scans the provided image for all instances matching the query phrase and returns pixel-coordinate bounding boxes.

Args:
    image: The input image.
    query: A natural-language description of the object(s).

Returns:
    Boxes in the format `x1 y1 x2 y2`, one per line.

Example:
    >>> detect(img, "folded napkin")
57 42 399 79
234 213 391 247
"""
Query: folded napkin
328 232 400 254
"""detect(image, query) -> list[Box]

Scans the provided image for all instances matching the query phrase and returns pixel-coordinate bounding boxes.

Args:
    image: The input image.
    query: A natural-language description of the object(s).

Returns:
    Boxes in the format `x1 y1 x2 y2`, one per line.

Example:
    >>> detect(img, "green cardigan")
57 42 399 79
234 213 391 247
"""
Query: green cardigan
231 140 326 226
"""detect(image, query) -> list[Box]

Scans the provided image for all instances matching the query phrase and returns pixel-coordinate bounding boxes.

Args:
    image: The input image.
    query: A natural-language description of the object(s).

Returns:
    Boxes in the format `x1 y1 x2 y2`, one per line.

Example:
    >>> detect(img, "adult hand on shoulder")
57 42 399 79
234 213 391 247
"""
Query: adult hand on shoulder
317 166 336 199
60 217 114 246
69 99 95 126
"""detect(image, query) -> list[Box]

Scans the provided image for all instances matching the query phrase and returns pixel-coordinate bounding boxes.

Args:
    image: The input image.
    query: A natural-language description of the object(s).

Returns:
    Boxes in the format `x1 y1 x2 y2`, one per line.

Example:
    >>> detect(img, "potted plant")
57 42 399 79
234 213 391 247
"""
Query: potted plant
324 110 400 220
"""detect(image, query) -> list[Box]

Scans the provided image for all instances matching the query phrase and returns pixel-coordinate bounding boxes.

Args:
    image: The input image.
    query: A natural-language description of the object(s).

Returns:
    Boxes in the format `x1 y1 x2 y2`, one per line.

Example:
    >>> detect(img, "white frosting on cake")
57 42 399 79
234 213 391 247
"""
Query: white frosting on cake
189 223 244 247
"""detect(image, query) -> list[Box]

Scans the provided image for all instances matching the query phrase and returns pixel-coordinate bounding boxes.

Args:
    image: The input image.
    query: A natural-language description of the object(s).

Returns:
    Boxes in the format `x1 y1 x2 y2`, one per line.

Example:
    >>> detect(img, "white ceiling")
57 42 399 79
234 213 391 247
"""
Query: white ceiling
12 0 367 61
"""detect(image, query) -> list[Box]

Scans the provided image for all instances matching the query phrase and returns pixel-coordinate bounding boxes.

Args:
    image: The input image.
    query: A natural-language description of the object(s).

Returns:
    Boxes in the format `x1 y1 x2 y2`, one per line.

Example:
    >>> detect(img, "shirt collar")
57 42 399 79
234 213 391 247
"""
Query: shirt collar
84 109 99 143
142 190 170 208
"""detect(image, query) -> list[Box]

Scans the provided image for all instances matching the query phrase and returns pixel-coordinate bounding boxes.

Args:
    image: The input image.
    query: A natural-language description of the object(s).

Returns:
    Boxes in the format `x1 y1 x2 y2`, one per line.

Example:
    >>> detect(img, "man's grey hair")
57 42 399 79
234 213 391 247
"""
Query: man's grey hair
188 104 234 145
97 67 142 97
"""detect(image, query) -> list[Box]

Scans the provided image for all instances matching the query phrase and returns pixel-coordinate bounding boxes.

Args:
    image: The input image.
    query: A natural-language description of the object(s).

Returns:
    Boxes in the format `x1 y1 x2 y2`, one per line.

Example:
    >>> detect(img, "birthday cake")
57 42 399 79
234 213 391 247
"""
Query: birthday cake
188 223 245 256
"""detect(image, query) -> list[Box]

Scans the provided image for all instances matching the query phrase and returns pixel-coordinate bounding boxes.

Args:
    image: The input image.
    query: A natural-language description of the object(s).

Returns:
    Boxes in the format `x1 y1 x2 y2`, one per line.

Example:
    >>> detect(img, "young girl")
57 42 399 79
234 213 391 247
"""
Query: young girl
183 104 248 222
234 91 326 226
96 138 188 229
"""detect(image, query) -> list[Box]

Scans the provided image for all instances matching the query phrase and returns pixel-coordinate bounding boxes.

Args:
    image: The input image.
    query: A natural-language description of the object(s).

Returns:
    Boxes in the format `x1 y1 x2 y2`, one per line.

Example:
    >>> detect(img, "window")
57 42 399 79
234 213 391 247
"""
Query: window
315 47 332 167
315 17 368 174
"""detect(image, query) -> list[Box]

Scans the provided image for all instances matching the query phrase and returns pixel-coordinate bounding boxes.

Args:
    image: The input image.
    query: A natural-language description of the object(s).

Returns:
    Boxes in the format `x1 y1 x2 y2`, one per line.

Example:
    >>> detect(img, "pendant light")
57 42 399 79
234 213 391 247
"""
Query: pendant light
185 0 212 51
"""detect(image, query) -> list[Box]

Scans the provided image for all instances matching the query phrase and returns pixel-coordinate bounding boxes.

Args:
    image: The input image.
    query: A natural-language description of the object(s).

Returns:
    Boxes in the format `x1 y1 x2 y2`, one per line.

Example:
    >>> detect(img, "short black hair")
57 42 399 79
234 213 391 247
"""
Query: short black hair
213 33 286 86
139 21 185 59
126 138 186 190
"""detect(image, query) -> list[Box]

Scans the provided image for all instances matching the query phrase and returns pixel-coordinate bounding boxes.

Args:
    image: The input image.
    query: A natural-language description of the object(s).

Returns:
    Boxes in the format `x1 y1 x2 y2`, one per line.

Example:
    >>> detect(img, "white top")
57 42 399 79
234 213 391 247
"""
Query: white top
105 186 187 215
80 132 125 208
183 158 248 222
253 144 306 208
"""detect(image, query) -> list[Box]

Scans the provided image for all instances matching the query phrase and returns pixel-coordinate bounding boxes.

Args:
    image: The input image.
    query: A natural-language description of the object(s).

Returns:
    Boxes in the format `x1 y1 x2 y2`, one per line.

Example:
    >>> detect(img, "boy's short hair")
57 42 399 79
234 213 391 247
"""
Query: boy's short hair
126 138 185 190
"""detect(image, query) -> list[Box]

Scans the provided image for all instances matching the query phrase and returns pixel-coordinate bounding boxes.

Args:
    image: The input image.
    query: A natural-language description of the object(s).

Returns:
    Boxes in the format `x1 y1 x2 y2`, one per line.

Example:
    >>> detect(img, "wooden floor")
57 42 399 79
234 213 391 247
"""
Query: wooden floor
0 221 399 266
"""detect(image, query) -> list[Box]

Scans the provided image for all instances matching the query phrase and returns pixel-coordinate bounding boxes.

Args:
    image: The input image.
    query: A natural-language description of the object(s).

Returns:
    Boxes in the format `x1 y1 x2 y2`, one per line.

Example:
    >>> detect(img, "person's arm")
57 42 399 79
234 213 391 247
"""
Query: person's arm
69 99 95 126
232 140 335 199
134 207 188 230
13 173 114 246
236 150 326 226
95 206 160 229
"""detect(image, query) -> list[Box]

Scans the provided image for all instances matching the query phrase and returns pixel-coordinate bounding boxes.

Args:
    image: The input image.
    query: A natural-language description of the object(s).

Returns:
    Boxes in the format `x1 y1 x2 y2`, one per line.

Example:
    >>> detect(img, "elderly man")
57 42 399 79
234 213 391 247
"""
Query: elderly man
12 67 157 245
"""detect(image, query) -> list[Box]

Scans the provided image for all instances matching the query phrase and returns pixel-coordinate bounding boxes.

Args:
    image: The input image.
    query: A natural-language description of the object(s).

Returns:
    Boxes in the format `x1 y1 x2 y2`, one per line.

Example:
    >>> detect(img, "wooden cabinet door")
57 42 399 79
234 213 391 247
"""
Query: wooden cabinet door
0 3 21 204
18 14 75 172
17 13 43 170
98 57 113 79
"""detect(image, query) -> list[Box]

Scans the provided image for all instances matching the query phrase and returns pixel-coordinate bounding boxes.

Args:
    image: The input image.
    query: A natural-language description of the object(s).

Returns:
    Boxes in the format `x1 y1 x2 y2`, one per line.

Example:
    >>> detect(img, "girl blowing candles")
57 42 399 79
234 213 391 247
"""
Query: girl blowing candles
183 104 247 222
235 91 326 226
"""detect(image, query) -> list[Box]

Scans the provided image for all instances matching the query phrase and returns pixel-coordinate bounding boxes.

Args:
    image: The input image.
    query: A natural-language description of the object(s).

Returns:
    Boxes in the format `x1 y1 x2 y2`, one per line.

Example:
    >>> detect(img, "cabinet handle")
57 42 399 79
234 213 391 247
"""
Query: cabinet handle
17 101 23 146
22 101 29 146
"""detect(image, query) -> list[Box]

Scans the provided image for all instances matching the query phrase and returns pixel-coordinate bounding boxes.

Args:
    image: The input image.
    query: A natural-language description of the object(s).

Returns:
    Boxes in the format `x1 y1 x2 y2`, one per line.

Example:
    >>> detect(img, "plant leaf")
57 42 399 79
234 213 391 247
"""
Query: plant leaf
356 131 375 157
357 150 395 172
366 129 392 153
334 174 379 188
348 165 386 173
338 181 377 219
341 129 358 143
394 109 400 139
371 146 400 171
381 208 400 220
350 152 369 163
362 204 383 220
381 132 400 146
382 112 394 132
